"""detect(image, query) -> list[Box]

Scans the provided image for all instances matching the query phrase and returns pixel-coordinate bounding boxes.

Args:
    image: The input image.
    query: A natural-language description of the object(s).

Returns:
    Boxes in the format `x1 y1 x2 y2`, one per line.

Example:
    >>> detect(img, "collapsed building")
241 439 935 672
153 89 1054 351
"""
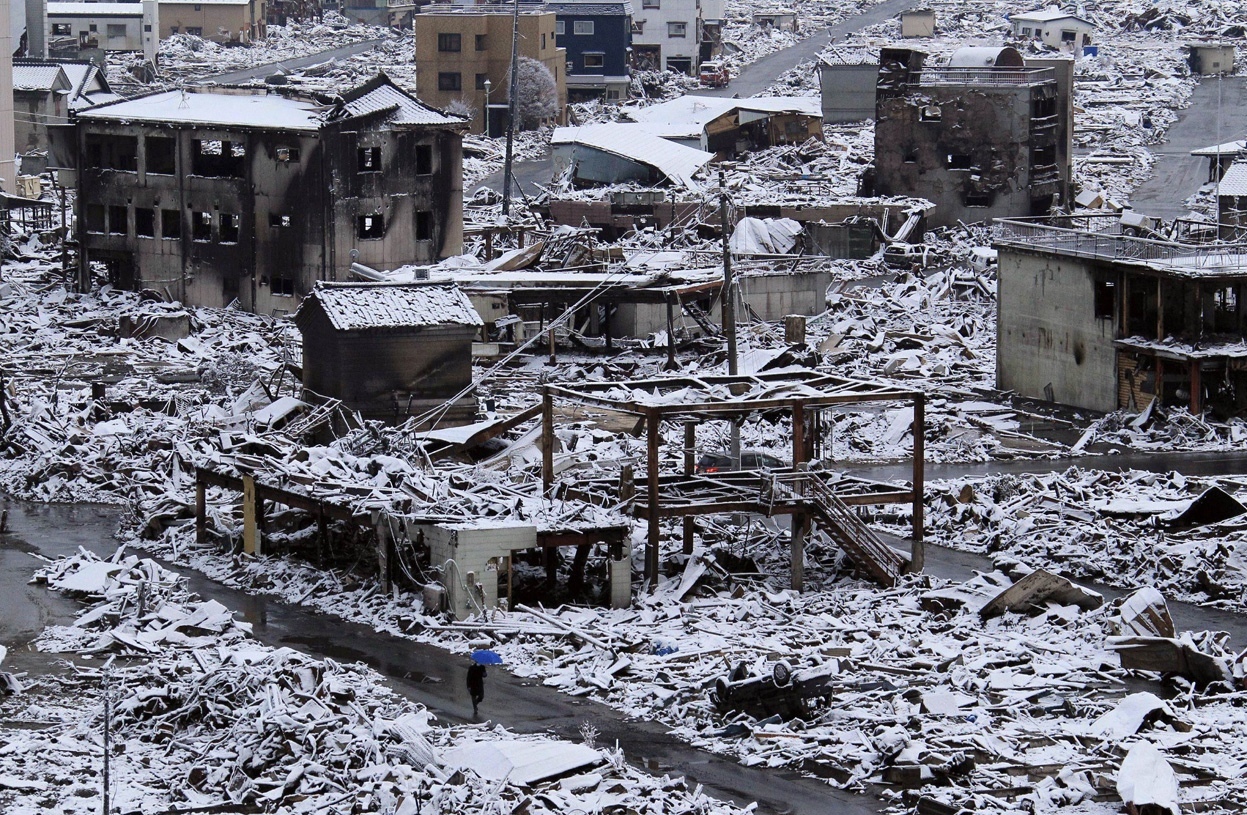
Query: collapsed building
995 214 1247 418
870 45 1072 228
73 74 466 313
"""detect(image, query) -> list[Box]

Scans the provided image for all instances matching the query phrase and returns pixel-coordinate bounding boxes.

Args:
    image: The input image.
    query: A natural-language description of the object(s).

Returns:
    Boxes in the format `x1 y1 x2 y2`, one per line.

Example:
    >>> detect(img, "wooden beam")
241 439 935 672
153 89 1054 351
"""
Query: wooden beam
646 408 660 591
541 389 554 494
242 474 259 556
195 479 207 544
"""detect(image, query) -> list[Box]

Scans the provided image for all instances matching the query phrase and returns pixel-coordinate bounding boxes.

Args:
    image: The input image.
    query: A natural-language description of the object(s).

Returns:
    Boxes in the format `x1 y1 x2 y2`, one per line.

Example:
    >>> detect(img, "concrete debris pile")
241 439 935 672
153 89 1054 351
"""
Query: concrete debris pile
4 548 756 815
1076 405 1247 454
914 467 1247 612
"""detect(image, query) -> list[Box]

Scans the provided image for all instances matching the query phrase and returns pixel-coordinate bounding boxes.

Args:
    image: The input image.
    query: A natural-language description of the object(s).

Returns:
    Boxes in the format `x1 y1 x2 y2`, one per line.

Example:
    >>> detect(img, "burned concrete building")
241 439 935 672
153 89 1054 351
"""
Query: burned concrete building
870 46 1071 228
74 74 466 314
294 281 482 426
996 215 1247 418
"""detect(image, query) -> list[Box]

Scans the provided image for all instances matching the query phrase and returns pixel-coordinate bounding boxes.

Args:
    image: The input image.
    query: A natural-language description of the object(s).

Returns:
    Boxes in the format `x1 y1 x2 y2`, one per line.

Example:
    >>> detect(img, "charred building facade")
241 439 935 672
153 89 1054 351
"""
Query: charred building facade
871 46 1071 228
74 75 466 314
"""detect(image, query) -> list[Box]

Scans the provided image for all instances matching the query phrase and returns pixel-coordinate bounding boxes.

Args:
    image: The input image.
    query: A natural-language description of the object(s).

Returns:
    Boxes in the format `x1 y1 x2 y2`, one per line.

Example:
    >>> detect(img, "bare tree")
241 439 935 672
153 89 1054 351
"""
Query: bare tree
509 56 558 130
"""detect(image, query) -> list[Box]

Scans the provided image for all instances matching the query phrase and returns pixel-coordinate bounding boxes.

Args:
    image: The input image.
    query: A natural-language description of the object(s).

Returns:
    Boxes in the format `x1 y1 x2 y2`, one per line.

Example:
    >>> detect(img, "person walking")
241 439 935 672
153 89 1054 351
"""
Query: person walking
467 661 487 716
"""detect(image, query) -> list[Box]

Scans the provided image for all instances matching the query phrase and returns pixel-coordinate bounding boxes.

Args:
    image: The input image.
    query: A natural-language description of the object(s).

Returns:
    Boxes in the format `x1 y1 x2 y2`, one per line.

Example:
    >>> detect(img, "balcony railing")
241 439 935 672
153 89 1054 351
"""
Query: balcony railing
994 216 1247 276
917 67 1055 87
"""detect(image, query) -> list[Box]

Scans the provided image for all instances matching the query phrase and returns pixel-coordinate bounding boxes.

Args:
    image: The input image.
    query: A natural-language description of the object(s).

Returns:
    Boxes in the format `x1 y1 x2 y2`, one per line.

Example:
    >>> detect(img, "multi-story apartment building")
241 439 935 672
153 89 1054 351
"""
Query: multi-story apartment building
631 0 699 75
547 1 632 101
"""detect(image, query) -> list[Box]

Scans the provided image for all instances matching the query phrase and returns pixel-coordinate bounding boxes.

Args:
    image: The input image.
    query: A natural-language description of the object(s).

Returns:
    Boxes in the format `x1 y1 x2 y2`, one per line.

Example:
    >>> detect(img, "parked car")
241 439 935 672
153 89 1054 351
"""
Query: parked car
883 241 930 269
696 450 788 473
699 61 731 88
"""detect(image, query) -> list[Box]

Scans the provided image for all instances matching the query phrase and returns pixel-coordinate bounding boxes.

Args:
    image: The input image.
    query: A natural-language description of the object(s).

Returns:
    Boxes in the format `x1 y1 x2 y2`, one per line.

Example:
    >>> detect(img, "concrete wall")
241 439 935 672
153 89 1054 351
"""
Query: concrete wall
996 246 1118 412
632 0 700 72
48 11 145 51
162 0 263 42
14 89 66 154
819 63 876 124
900 11 934 38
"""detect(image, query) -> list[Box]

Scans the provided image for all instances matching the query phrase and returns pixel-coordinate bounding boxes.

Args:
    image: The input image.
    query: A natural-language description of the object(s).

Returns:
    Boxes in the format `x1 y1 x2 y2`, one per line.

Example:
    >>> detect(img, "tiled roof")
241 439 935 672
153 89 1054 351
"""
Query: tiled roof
299 282 483 332
13 64 66 92
338 83 465 127
1218 162 1247 197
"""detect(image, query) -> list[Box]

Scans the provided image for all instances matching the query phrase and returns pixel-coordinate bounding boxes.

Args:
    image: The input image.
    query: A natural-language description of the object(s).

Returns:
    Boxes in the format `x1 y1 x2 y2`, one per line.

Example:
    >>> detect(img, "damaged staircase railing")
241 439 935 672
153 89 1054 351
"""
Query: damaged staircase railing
679 300 721 336
766 471 906 588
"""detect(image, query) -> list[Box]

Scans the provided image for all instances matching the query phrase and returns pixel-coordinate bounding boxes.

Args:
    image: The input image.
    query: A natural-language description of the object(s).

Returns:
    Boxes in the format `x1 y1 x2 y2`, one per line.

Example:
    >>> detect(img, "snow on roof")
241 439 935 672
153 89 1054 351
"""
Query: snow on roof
1010 7 1093 24
1217 163 1247 197
12 64 66 93
78 89 327 130
1191 139 1247 157
626 95 822 137
543 2 633 15
47 2 143 15
337 82 464 127
551 123 715 189
299 282 483 332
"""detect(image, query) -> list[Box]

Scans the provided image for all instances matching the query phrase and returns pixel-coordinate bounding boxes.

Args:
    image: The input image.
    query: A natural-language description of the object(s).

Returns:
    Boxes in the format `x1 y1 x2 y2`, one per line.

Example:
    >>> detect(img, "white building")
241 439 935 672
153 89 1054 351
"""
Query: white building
1010 8 1094 53
632 0 699 75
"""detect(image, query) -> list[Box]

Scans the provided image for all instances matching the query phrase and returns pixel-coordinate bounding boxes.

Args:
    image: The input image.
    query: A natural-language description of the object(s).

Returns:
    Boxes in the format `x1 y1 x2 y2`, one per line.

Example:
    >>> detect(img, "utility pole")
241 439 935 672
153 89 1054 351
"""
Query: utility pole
101 659 112 815
501 0 521 217
718 167 740 467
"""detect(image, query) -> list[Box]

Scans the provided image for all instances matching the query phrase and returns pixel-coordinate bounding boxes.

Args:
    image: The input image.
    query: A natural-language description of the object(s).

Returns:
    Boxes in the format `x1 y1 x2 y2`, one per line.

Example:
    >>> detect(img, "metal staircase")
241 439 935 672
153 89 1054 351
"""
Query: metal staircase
680 300 721 336
768 472 906 588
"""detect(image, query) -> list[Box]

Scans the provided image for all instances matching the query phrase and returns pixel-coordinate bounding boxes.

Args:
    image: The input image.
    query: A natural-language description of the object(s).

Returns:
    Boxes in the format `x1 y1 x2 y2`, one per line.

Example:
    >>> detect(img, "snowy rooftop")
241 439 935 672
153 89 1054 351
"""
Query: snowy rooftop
542 2 634 15
551 124 715 189
1009 7 1093 24
47 2 143 15
625 95 822 139
1217 162 1247 197
1192 139 1247 158
12 63 65 92
297 282 483 332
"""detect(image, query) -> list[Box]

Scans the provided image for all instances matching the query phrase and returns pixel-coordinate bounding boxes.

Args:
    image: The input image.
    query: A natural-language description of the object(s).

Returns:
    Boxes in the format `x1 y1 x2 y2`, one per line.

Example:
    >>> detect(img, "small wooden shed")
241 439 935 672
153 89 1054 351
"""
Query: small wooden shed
295 281 483 427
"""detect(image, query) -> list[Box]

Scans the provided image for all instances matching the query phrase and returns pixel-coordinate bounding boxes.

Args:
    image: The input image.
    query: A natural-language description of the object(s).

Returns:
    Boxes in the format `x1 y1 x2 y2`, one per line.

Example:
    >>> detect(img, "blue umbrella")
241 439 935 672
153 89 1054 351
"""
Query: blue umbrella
471 649 503 665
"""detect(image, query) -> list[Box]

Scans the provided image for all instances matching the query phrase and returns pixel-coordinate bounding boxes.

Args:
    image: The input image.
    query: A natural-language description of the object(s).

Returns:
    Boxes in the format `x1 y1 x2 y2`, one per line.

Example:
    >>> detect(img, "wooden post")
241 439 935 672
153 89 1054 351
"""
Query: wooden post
792 402 805 469
682 421 695 554
548 326 557 365
1190 363 1201 415
484 229 494 261
665 299 677 370
242 474 260 555
790 513 806 591
375 511 392 595
195 476 207 544
541 389 554 494
645 409 660 591
910 394 925 572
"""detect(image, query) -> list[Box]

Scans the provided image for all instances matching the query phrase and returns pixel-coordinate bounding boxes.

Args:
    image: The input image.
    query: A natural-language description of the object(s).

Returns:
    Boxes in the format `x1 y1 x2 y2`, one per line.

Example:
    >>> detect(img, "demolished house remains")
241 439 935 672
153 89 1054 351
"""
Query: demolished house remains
74 73 467 312
870 46 1072 227
996 214 1247 418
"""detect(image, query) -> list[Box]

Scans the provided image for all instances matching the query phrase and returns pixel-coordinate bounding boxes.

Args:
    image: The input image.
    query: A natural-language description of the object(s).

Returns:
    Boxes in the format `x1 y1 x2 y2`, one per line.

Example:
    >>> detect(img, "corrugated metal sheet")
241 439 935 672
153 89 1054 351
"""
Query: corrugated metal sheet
300 282 483 332
551 123 714 188
1218 162 1247 197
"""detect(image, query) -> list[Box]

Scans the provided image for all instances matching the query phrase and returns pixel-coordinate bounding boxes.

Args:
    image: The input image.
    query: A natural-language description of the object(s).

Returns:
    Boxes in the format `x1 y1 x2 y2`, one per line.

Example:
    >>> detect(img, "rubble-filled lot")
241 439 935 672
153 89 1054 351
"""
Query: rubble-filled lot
2 548 753 815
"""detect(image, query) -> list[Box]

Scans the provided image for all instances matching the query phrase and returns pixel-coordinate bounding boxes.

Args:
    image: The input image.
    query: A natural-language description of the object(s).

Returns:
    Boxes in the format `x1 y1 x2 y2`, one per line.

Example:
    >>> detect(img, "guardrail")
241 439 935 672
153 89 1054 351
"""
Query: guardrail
917 67 1055 87
993 218 1247 273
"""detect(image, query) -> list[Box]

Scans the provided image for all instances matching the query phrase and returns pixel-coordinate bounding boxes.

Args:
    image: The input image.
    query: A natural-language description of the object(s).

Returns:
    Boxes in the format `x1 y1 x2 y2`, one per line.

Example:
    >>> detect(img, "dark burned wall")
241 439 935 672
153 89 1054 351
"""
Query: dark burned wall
875 83 1063 227
78 120 327 312
300 306 474 420
322 123 464 272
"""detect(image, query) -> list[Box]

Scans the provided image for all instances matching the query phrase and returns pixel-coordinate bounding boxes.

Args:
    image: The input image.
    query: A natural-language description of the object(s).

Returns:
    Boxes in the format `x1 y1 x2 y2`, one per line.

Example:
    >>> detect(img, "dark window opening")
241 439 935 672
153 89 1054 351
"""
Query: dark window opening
1032 96 1058 118
1032 144 1056 167
186 26 202 36
947 153 973 170
415 144 433 175
52 23 71 35
269 213 292 228
85 204 106 233
192 139 245 177
358 213 385 239
1061 30 1077 43
107 205 127 235
1212 285 1240 334
438 72 461 91
1094 280 1115 320
438 32 461 51
220 213 239 243
476 34 487 50
584 52 604 69
135 208 155 238
85 134 138 171
964 191 992 207
161 209 179 239
276 146 300 163
272 275 296 296
415 210 433 241
358 146 381 172
903 150 917 164
146 136 175 174
192 211 212 242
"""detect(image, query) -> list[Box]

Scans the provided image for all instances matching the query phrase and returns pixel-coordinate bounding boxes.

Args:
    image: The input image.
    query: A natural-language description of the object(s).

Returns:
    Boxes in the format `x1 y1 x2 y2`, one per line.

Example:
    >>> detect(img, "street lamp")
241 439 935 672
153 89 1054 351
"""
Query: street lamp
483 78 492 137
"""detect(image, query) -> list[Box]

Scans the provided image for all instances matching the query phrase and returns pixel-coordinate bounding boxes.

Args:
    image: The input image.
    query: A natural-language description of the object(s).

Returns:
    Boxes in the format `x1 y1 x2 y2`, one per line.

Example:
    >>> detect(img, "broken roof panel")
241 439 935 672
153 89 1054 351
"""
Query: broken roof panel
551 123 714 189
298 282 483 332
625 95 822 138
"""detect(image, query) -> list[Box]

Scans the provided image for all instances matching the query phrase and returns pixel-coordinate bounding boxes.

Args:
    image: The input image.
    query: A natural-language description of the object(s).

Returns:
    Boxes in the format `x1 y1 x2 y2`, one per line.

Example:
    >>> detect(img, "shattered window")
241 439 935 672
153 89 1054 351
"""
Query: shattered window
192 211 212 242
192 139 244 178
161 209 179 239
146 136 175 174
108 205 127 235
276 146 300 163
1094 280 1115 320
85 133 138 171
964 191 991 207
220 213 240 243
186 27 202 36
199 140 223 156
52 23 71 35
135 208 155 238
946 153 973 170
85 204 106 233
416 210 432 241
272 276 295 296
269 213 292 228
358 146 382 172
357 213 385 239
415 145 433 175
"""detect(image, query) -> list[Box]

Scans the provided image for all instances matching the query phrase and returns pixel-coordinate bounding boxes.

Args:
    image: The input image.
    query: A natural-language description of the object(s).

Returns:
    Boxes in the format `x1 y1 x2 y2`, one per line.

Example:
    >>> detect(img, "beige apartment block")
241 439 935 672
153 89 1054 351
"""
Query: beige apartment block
414 6 566 135
163 0 265 43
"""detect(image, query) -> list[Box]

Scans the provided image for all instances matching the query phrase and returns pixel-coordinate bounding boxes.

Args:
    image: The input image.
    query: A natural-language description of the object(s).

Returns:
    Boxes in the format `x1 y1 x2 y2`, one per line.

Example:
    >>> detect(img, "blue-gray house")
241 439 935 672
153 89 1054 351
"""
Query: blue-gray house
546 2 633 101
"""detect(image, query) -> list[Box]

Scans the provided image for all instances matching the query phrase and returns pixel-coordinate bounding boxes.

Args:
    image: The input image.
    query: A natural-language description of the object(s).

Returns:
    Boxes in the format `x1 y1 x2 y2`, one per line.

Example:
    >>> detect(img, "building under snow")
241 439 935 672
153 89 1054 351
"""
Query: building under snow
12 58 116 155
73 74 467 314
